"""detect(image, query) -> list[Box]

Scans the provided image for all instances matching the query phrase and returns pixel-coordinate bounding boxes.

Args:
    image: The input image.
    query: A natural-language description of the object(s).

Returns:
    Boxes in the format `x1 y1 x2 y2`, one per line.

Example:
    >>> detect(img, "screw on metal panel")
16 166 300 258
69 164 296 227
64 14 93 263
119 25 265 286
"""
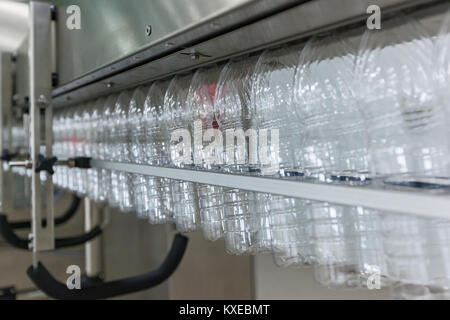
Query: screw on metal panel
146 25 152 36
180 51 212 60
38 95 49 107
106 82 114 88
210 22 221 29
191 53 200 60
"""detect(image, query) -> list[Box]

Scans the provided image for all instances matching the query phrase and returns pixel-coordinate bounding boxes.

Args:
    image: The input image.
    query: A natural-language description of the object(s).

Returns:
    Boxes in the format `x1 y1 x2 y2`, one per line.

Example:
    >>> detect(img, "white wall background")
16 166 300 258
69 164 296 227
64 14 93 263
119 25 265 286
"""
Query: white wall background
254 254 392 300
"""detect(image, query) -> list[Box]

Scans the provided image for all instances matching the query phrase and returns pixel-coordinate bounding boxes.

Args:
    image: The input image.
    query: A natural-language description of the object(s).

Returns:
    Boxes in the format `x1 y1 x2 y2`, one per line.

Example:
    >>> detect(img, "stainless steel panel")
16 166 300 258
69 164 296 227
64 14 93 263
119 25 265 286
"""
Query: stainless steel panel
55 0 302 85
0 1 29 52
0 51 12 212
84 198 102 278
53 0 443 106
90 160 450 220
29 2 54 253
14 38 29 107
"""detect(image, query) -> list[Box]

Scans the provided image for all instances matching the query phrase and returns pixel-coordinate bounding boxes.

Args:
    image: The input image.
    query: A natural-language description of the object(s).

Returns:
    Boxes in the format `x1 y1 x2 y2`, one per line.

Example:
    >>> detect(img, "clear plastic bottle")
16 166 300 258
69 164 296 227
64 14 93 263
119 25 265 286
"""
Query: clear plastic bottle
113 91 135 213
251 46 312 267
356 15 450 298
294 34 388 288
215 58 272 254
77 103 92 196
143 81 175 224
53 110 64 188
128 87 148 218
436 6 450 156
100 94 119 207
65 107 77 193
186 66 225 241
164 74 200 232
71 105 84 195
268 196 313 267
58 108 71 190
87 97 106 203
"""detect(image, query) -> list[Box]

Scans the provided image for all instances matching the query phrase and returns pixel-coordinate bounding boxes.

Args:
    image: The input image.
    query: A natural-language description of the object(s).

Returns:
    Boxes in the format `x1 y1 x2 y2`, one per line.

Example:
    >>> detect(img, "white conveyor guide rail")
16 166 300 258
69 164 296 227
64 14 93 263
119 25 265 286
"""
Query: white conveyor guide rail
90 160 450 220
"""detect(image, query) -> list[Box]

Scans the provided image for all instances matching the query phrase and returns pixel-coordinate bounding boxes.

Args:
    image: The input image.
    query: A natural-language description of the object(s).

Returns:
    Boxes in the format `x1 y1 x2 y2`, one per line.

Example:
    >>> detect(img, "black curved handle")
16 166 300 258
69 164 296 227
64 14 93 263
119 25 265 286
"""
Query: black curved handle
0 214 102 250
27 234 188 300
9 195 81 230
0 149 18 162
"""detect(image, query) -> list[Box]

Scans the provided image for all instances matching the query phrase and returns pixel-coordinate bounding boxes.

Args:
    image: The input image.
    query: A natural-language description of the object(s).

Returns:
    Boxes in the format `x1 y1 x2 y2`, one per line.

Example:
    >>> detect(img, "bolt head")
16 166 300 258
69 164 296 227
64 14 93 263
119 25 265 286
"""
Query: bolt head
146 25 152 36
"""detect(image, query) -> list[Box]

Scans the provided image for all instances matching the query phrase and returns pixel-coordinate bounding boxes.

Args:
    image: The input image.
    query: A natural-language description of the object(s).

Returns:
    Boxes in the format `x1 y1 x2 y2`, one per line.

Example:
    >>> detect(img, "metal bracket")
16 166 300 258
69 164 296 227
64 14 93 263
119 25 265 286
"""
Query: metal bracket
29 2 54 253
0 52 13 214
90 160 450 220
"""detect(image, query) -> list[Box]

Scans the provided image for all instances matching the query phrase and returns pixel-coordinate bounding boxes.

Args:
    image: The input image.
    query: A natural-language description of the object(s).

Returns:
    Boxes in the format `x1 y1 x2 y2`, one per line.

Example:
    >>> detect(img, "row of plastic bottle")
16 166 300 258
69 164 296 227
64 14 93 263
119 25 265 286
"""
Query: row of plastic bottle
12 11 449 299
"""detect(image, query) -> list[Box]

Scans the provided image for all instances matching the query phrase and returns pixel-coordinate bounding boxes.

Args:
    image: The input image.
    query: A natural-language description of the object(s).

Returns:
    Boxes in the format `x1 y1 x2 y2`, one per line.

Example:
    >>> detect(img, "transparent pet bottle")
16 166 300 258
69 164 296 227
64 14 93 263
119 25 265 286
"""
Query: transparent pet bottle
356 15 450 298
72 105 85 195
100 94 119 207
87 97 106 203
77 103 92 196
52 110 64 188
128 86 148 218
143 81 175 224
186 66 225 241
215 57 272 254
113 91 135 213
65 107 77 193
59 108 71 190
251 45 312 267
294 34 388 288
436 6 450 154
164 74 200 233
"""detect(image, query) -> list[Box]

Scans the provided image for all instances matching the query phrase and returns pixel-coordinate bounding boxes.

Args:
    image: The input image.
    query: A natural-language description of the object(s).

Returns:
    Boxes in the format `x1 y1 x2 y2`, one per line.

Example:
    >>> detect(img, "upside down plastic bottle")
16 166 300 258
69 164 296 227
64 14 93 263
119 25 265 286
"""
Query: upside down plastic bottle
113 91 135 213
142 81 175 224
187 66 225 241
87 97 106 203
295 34 388 288
251 45 313 267
356 15 450 298
128 86 149 218
100 94 119 207
215 57 272 255
164 74 200 232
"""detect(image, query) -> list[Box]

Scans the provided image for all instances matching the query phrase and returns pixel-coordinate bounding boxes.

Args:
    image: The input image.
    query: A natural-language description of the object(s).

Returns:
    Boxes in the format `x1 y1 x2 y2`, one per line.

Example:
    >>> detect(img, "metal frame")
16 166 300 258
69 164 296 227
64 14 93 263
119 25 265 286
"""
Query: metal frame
54 0 307 87
90 160 450 220
0 52 13 213
52 0 445 107
55 0 450 221
84 198 102 278
29 2 54 253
